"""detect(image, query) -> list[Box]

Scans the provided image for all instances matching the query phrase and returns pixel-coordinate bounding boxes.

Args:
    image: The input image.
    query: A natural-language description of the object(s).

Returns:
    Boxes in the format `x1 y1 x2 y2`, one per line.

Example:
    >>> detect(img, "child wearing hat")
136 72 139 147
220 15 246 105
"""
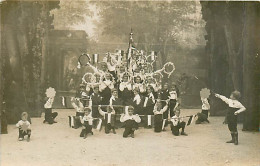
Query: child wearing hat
16 112 31 142
120 106 141 138
215 91 246 145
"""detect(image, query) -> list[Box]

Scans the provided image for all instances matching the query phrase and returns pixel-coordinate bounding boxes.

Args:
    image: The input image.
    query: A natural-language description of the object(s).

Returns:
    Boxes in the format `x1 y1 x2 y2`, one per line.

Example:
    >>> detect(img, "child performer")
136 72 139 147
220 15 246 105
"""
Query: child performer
170 109 188 136
80 108 94 139
98 105 116 134
109 88 124 112
133 75 146 95
120 106 141 138
43 97 58 124
168 85 179 117
196 97 210 124
119 73 133 105
99 73 115 105
106 53 118 81
132 88 144 115
16 112 31 141
143 85 156 128
215 91 246 145
153 99 168 132
75 84 89 107
90 84 103 118
160 83 170 121
146 75 159 93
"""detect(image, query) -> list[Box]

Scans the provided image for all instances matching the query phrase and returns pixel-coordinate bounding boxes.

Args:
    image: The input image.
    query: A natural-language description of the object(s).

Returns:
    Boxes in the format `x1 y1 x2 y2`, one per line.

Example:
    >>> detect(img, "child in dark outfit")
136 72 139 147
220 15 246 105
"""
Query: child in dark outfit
215 91 246 145
90 85 103 118
43 97 58 124
98 105 116 134
120 106 141 138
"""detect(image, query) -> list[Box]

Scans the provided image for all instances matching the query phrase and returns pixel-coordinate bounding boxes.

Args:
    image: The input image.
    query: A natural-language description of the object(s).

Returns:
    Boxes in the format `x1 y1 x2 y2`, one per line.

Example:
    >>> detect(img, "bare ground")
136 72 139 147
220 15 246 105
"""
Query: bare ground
1 109 259 166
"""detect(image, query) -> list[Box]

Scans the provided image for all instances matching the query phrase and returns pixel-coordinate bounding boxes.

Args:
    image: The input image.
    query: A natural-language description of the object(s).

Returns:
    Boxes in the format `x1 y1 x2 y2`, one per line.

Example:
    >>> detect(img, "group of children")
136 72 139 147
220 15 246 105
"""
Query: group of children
14 51 246 144
71 79 189 138
70 78 246 144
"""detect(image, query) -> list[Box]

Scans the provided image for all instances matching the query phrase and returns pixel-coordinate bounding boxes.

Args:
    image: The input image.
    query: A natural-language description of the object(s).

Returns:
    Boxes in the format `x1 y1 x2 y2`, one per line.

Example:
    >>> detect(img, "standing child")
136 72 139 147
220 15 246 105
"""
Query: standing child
153 99 168 132
170 109 188 136
80 108 94 139
119 73 133 105
215 91 246 145
109 88 124 113
98 105 116 134
16 112 31 142
90 84 103 118
160 83 170 126
99 73 115 105
143 85 156 128
44 97 58 124
168 85 179 117
132 88 144 115
120 106 141 138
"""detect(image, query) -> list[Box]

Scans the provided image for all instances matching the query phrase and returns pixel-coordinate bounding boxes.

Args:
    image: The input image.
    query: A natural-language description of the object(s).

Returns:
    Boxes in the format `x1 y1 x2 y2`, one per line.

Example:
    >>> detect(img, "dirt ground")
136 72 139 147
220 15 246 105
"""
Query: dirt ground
1 109 259 166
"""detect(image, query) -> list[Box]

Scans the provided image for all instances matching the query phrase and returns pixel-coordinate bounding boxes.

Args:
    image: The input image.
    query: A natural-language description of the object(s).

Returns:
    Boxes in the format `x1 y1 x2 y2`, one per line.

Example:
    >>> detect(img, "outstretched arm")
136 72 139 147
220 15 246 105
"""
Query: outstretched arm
215 94 231 105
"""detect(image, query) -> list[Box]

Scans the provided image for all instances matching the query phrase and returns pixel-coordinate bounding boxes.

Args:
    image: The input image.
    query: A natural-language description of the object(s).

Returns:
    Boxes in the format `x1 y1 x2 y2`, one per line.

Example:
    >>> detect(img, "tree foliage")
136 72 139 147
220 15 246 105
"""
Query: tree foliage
50 0 93 30
95 1 205 50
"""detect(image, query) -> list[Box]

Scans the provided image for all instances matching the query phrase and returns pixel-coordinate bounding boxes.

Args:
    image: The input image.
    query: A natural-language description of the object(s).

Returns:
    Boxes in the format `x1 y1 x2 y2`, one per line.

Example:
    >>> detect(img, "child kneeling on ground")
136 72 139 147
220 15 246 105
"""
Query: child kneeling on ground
170 109 188 136
120 106 141 138
196 97 210 124
16 112 31 142
80 108 93 139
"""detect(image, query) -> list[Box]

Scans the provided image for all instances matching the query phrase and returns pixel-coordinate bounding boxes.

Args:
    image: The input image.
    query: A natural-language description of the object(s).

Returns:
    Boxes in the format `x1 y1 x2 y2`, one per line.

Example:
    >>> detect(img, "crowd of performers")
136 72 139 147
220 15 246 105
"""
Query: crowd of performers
9 52 246 145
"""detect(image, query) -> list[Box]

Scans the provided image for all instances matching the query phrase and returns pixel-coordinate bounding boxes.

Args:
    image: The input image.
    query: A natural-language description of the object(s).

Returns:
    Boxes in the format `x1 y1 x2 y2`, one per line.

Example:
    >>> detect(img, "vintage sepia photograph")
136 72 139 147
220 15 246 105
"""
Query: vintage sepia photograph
0 0 259 165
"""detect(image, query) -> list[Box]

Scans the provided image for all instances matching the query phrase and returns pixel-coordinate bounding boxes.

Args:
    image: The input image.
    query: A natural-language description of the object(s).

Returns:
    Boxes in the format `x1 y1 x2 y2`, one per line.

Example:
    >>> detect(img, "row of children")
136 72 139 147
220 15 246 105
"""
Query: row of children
76 103 188 139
